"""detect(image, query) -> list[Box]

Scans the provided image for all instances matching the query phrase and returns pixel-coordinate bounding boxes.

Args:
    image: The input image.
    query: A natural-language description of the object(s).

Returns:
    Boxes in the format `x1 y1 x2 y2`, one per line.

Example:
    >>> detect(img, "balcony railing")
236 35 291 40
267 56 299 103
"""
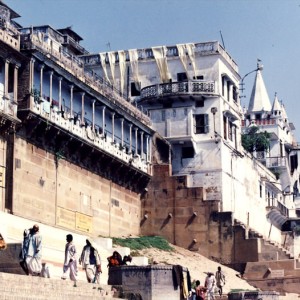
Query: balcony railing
30 97 151 175
0 25 19 50
82 41 238 74
62 35 88 55
20 33 151 126
140 80 216 100
241 118 276 127
260 156 287 168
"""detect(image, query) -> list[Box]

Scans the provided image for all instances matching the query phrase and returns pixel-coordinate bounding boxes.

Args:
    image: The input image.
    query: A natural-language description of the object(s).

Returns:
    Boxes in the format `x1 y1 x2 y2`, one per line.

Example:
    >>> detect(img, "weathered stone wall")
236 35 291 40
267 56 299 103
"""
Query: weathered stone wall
11 136 141 238
141 164 237 263
108 265 187 300
244 260 300 294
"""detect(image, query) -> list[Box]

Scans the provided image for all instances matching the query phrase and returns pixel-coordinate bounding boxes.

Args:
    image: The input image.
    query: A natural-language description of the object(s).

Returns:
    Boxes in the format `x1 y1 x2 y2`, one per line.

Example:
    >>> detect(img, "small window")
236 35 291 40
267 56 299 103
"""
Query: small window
222 76 225 96
194 114 209 134
229 122 233 141
193 75 204 80
173 109 176 117
184 108 188 116
233 86 238 102
182 147 194 158
260 184 262 198
256 114 261 120
131 82 141 96
177 72 187 82
162 111 165 121
223 116 227 139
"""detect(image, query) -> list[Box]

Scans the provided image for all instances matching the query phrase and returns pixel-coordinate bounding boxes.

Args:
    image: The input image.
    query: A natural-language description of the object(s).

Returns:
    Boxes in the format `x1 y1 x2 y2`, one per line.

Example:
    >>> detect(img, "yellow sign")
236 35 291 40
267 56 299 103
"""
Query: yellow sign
76 212 92 233
56 207 75 230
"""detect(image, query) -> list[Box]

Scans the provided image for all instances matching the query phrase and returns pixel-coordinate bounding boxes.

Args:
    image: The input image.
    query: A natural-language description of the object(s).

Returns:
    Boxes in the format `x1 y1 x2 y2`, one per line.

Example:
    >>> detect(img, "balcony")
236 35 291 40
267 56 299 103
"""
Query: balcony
257 155 287 169
17 97 151 193
0 25 19 51
31 97 149 173
140 80 217 101
62 35 88 55
20 33 151 127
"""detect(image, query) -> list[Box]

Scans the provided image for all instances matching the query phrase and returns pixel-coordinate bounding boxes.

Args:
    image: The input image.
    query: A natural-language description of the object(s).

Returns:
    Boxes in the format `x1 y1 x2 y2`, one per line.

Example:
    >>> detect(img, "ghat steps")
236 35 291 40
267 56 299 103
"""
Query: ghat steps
0 272 122 300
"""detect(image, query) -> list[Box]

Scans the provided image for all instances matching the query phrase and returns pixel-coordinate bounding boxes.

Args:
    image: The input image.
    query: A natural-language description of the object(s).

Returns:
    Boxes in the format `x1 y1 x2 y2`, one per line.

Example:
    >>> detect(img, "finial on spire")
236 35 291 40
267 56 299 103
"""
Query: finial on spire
257 59 263 71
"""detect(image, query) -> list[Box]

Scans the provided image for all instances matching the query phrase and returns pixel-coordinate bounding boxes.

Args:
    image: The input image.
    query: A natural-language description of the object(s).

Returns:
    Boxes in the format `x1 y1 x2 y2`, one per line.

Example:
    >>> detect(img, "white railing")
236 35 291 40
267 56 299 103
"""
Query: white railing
32 98 150 175
141 80 216 99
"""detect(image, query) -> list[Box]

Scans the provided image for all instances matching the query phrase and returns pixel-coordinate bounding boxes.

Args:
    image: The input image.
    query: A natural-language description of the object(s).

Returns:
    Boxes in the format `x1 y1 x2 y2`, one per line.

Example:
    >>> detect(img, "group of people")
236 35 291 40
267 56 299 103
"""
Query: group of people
19 225 103 287
107 250 132 267
189 266 226 300
62 236 102 287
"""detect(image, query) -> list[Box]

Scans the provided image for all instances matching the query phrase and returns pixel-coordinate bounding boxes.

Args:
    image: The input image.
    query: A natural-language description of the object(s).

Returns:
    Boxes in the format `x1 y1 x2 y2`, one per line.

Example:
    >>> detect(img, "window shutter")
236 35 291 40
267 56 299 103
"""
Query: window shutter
204 114 209 133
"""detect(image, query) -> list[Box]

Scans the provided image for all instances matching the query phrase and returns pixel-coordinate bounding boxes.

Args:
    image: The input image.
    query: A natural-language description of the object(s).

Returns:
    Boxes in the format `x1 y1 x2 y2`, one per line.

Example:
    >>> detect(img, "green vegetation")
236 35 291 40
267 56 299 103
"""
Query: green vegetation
229 289 258 293
242 126 271 153
112 236 174 252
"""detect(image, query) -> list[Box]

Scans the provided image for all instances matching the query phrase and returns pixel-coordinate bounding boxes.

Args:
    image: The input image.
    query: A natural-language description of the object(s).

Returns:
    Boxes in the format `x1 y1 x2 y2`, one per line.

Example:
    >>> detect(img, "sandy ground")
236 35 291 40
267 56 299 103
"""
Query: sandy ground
137 244 299 300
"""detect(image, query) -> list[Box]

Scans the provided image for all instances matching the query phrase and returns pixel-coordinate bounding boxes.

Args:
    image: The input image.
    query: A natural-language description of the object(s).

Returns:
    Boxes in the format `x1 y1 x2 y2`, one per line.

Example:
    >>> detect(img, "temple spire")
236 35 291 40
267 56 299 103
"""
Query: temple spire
271 92 282 116
247 66 271 114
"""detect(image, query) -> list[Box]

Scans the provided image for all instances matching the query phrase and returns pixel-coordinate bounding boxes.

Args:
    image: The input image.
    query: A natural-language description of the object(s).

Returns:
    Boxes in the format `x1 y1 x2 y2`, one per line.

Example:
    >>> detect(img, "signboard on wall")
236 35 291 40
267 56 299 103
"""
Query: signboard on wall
56 207 75 230
75 212 93 233
56 207 92 233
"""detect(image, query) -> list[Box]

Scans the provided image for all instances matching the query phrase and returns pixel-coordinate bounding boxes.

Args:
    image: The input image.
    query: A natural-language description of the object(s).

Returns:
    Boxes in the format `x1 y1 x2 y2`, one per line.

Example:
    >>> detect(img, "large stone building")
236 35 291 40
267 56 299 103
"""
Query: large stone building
0 1 155 241
84 42 300 270
1 0 300 293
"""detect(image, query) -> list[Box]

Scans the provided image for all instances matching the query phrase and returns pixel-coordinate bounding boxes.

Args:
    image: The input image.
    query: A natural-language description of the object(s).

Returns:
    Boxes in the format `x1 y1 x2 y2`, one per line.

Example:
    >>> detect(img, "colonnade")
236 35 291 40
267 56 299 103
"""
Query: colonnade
29 59 151 162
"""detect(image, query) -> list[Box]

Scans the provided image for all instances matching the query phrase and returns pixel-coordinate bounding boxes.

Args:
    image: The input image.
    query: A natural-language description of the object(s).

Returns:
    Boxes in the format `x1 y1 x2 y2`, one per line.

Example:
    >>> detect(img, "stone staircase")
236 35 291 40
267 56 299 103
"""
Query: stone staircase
0 272 122 300
261 239 294 261
234 220 294 262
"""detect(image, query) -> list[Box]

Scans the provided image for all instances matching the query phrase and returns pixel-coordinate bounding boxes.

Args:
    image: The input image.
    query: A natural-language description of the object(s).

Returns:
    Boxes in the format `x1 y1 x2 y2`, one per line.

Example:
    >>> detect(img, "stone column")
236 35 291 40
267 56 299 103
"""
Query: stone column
111 112 115 143
69 85 74 118
92 99 96 131
129 124 132 154
49 71 53 107
58 77 62 112
29 58 35 93
81 92 85 125
13 64 19 103
102 106 106 138
146 135 150 162
140 131 144 160
120 118 124 148
39 64 44 101
134 127 138 156
4 59 9 99
29 58 35 109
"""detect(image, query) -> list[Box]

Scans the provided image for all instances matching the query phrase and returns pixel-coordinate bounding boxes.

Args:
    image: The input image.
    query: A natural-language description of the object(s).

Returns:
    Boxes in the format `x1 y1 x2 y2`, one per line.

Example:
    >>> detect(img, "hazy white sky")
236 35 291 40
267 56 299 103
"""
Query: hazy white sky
6 0 300 141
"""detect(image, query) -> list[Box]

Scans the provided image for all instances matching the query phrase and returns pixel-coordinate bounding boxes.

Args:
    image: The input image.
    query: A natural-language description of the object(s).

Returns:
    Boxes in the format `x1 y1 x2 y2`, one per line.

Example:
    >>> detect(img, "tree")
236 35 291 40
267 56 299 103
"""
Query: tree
242 126 271 153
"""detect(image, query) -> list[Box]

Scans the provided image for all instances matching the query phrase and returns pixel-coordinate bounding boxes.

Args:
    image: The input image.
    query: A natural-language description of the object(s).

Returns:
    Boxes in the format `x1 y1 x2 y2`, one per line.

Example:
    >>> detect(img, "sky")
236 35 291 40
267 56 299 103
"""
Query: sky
5 0 300 141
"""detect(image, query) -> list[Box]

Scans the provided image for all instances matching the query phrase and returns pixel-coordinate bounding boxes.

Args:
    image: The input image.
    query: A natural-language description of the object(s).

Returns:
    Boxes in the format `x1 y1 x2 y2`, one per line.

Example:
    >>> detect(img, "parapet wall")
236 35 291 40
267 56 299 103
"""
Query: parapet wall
108 265 188 300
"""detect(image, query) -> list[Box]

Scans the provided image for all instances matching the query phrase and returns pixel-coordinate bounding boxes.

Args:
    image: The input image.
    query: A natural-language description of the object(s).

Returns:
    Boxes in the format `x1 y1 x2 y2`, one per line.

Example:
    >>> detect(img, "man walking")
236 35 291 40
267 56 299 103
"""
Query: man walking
205 272 216 300
61 234 78 287
79 239 102 283
215 266 226 296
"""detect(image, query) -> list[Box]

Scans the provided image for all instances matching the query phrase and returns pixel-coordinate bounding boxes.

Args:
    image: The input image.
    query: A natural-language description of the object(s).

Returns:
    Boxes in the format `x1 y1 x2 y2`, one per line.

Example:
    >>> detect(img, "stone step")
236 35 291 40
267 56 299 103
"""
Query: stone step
0 272 122 300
